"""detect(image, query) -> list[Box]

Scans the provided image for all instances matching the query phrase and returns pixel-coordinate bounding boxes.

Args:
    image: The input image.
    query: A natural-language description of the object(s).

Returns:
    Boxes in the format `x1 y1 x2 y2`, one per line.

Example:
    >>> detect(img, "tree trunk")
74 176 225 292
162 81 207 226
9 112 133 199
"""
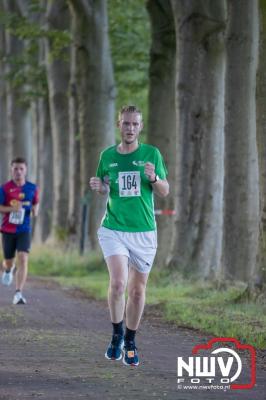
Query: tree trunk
68 0 115 249
32 38 53 244
0 21 10 183
254 0 266 287
169 0 226 279
3 0 32 171
30 100 39 183
146 0 177 267
44 0 70 241
34 95 54 243
223 0 260 282
68 28 81 244
17 0 40 183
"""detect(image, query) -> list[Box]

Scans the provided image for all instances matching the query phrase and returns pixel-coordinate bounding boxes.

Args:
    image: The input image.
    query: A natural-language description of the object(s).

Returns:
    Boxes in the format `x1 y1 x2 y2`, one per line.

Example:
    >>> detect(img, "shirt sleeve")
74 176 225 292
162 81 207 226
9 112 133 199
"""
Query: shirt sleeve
33 186 40 205
0 186 5 205
154 148 168 180
96 153 105 180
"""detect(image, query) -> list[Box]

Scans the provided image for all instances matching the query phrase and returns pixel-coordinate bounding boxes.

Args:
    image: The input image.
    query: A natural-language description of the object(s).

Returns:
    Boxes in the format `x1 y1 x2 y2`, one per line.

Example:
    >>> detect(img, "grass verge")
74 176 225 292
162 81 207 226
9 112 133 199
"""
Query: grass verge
28 245 266 349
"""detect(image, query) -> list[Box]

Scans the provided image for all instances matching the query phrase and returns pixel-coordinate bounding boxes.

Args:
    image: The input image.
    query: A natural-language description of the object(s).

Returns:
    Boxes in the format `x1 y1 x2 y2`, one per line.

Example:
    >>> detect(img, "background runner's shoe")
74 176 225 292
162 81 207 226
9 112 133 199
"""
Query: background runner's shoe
13 292 26 305
1 266 15 286
105 334 124 360
123 341 139 366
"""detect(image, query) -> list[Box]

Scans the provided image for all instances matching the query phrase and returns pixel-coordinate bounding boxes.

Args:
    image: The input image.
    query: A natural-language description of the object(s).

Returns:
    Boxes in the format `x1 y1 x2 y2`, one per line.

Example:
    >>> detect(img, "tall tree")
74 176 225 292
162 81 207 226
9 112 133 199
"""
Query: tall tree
255 0 266 287
3 0 31 169
68 26 81 243
17 0 40 183
108 0 151 124
34 96 53 242
147 0 177 267
169 0 226 279
33 36 53 243
0 20 10 183
68 0 115 249
44 0 70 240
223 0 260 282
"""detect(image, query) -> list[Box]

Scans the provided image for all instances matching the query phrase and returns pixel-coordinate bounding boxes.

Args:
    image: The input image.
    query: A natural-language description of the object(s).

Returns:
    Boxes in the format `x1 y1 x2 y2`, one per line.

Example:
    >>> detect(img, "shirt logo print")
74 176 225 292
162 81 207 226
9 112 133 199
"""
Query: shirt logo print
132 160 145 166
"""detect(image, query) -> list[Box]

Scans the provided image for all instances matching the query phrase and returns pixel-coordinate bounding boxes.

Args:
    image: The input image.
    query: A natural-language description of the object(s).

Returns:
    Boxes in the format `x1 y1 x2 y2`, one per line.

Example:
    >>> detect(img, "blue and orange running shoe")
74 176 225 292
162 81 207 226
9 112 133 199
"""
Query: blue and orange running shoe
123 340 139 366
105 334 124 361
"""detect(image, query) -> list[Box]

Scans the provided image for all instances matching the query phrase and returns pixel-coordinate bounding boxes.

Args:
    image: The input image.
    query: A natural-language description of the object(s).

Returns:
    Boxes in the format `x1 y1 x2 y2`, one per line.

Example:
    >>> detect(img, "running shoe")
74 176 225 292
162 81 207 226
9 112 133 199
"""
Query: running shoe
105 334 124 360
123 340 139 366
13 291 27 305
1 266 15 286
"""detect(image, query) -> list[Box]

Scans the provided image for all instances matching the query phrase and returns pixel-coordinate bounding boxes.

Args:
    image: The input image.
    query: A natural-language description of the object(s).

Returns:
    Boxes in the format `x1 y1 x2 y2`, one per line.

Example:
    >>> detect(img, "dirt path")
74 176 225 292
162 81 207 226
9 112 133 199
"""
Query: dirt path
0 277 265 400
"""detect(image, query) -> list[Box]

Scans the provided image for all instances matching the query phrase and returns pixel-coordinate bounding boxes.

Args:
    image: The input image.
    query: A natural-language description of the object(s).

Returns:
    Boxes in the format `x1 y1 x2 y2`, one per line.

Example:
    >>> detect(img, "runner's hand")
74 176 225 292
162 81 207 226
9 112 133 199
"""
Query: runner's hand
144 162 156 182
90 177 105 193
11 201 23 212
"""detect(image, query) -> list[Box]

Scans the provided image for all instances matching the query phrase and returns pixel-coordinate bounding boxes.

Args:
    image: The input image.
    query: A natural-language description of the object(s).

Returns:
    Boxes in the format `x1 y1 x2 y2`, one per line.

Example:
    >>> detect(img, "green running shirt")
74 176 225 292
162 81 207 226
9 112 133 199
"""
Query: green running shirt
96 143 168 232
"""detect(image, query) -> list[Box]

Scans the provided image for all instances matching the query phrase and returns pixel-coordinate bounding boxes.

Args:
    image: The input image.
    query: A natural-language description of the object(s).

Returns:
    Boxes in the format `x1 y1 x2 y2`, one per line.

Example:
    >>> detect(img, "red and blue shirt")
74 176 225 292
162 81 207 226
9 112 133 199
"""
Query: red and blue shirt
0 180 39 233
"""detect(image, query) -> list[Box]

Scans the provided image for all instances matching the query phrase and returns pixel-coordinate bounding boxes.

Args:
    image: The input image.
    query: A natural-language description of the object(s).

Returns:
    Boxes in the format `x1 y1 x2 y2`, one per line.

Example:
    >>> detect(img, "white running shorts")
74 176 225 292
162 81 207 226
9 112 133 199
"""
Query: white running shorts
97 226 157 274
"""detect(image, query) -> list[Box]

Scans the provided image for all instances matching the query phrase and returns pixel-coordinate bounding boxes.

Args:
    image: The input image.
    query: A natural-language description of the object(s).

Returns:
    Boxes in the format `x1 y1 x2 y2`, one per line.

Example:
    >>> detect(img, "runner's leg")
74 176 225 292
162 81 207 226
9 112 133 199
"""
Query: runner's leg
126 265 149 330
16 251 28 292
2 233 16 271
106 255 129 323
1 233 16 286
123 265 149 366
3 258 15 271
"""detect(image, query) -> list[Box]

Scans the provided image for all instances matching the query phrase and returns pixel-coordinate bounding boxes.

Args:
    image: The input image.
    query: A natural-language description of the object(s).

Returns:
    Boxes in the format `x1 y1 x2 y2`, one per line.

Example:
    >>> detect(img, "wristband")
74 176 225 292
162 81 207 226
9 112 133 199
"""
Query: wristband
150 175 159 184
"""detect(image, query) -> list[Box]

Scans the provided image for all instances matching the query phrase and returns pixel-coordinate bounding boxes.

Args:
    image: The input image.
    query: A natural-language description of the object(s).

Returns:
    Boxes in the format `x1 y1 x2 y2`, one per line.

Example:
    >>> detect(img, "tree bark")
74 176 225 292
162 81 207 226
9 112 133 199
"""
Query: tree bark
68 28 81 243
34 95 53 243
32 33 53 243
146 0 177 267
68 0 115 249
223 0 260 282
0 21 10 183
3 0 32 171
169 0 226 279
255 0 266 287
44 0 70 240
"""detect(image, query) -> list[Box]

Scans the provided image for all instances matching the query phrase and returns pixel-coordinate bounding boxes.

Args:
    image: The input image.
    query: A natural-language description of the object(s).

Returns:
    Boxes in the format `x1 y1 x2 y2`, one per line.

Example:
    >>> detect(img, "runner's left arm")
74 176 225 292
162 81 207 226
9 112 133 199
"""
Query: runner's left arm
32 203 39 217
144 162 169 198
151 178 169 198
31 186 40 217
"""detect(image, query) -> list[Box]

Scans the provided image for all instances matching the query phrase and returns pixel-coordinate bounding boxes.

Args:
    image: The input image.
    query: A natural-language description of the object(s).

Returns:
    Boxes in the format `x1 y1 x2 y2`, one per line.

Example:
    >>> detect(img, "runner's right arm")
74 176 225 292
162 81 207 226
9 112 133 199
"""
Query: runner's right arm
0 202 23 213
89 177 110 195
0 187 22 213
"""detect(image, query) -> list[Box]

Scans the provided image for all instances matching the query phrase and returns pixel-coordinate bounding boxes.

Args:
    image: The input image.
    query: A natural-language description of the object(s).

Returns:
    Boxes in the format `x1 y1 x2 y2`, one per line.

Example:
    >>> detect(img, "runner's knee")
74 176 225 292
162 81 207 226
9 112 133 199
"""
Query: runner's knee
128 285 145 304
4 259 14 269
17 252 28 265
109 279 126 297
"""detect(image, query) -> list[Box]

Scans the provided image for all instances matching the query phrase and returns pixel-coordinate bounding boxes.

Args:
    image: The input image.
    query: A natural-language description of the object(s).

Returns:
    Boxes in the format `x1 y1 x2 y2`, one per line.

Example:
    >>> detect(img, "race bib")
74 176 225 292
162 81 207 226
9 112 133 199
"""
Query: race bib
118 171 141 197
9 208 25 225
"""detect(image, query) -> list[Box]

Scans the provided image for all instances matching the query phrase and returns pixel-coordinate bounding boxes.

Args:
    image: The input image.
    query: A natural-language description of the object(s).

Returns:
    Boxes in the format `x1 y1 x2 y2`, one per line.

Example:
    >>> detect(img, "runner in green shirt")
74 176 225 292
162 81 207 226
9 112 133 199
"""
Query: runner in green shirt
90 105 169 366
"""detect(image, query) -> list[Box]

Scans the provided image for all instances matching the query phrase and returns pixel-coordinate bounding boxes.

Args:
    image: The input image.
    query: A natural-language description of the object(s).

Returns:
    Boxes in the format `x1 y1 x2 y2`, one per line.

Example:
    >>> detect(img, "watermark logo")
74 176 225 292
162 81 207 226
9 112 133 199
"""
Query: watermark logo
177 337 256 391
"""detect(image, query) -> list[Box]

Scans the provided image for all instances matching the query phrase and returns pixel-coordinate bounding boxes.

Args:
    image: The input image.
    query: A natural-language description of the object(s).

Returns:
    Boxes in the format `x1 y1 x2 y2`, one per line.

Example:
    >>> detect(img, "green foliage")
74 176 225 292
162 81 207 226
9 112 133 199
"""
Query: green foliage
1 0 151 118
28 246 266 349
108 0 151 137
0 1 71 105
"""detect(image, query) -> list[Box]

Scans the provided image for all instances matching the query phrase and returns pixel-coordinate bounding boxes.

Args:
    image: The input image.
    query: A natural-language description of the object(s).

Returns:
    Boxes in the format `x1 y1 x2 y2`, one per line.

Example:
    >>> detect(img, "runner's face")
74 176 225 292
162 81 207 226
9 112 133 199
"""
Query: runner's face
11 163 27 183
118 112 143 145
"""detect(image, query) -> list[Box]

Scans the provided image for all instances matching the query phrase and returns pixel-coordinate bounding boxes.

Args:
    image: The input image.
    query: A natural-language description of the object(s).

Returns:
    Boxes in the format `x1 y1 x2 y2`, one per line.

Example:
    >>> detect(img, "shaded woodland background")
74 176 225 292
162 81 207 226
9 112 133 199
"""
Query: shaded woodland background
0 0 266 289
